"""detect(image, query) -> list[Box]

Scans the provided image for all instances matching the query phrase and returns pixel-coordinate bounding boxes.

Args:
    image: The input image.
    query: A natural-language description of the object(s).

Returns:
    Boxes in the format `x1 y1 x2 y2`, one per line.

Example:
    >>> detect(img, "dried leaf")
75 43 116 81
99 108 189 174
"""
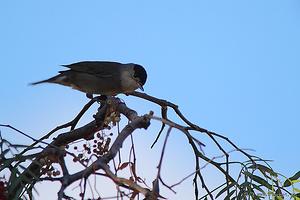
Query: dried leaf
118 162 131 170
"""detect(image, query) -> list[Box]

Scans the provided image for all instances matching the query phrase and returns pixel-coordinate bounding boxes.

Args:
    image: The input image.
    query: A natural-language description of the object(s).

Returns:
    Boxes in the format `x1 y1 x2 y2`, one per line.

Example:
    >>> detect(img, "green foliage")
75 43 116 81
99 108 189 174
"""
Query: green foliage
2 127 300 200
200 160 300 200
0 132 37 200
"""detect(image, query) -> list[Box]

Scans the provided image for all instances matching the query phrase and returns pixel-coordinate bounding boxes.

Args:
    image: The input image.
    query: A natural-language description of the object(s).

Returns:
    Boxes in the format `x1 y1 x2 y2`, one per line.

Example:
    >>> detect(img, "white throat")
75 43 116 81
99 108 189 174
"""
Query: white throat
120 67 140 93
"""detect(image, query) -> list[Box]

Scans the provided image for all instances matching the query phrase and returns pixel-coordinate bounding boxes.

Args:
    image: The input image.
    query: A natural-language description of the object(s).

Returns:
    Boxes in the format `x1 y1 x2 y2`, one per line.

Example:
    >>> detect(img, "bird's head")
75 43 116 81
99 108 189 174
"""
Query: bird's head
133 64 147 91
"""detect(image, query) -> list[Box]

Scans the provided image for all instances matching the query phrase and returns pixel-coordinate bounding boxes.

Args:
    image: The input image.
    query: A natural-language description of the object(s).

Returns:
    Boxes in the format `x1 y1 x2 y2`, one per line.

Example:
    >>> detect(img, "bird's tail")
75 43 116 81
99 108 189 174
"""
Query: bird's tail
29 74 66 85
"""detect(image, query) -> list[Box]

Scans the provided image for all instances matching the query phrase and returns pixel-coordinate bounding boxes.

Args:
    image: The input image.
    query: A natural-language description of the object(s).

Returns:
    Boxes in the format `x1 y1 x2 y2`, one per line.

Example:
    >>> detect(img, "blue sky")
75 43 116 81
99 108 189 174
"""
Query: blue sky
1 1 300 199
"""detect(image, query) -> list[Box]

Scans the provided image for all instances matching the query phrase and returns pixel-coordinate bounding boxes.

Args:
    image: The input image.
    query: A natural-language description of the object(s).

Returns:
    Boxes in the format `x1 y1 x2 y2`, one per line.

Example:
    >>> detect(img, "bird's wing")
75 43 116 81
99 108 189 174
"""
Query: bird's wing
61 61 122 78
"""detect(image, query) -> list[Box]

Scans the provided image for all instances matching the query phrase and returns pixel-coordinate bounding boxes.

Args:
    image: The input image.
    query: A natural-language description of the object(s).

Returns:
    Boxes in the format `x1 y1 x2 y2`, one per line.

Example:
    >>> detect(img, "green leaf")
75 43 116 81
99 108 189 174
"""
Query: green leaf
284 180 293 187
293 193 300 198
284 171 300 187
238 182 262 199
248 184 265 199
244 171 272 190
224 190 235 200
294 188 300 193
291 171 300 180
237 190 245 199
275 188 284 200
251 183 266 196
249 164 278 177
275 196 284 200
275 188 283 195
247 186 256 199
215 182 235 199
239 181 250 188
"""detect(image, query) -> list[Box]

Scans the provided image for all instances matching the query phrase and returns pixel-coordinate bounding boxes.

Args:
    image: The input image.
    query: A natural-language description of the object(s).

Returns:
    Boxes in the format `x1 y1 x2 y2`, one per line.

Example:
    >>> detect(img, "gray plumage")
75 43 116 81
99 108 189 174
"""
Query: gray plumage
31 61 147 96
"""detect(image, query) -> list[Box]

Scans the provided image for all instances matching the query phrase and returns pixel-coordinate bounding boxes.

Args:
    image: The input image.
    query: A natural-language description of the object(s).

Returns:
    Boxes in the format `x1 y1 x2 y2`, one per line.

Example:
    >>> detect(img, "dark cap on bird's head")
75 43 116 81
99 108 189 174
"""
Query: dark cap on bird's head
133 64 147 86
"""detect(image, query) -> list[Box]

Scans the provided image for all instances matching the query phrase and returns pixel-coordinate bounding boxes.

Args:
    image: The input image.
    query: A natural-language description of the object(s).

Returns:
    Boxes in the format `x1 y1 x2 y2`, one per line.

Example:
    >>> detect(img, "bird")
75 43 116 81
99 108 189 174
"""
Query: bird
30 61 147 97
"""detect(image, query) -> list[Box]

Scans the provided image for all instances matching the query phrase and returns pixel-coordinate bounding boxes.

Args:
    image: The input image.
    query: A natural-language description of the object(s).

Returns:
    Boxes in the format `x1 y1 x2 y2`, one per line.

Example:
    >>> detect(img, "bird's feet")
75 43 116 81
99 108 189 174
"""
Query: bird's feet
86 93 93 99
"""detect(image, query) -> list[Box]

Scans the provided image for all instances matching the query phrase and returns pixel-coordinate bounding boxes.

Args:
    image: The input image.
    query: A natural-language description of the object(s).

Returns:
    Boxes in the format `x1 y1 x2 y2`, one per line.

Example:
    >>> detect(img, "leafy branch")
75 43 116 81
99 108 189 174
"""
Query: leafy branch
0 92 299 199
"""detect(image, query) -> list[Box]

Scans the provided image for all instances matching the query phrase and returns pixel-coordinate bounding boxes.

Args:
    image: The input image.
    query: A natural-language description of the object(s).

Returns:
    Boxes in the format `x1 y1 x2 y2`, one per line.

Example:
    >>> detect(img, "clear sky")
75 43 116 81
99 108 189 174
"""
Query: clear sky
1 1 300 199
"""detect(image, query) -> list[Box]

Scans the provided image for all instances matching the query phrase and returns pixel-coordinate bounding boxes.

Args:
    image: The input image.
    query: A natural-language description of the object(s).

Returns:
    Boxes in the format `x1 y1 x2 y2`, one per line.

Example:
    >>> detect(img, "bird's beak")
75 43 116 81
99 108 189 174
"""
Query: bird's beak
138 84 144 91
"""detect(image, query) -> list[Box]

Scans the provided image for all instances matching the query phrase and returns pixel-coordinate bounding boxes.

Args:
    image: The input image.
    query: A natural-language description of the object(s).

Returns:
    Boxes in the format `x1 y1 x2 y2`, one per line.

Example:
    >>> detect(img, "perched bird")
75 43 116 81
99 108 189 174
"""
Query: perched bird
31 61 147 96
